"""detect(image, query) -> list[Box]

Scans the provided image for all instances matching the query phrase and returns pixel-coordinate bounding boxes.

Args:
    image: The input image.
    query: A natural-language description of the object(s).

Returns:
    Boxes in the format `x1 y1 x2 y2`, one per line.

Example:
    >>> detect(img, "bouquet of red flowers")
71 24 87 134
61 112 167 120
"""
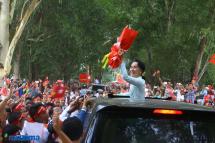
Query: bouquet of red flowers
102 26 138 69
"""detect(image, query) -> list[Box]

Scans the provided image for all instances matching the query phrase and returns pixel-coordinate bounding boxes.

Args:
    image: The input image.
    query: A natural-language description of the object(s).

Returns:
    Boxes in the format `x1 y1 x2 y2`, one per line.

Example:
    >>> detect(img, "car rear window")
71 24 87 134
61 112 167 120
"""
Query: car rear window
91 109 215 143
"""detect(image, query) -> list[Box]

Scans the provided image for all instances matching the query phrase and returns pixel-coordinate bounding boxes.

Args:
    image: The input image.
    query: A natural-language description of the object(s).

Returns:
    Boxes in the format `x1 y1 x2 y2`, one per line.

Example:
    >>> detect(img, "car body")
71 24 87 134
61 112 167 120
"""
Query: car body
84 97 215 143
90 84 107 91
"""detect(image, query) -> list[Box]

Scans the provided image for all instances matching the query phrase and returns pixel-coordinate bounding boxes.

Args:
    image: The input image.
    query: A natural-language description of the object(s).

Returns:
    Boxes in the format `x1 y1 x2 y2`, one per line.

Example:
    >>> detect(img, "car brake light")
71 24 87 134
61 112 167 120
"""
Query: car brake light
153 109 183 115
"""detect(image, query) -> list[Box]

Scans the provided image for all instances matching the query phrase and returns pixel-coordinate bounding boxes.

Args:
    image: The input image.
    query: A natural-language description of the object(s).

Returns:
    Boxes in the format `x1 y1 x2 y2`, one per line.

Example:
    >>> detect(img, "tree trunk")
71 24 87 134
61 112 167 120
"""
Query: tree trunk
0 0 10 65
28 44 32 81
197 56 210 83
193 36 206 80
34 63 39 80
164 0 175 32
146 46 153 83
0 0 9 83
9 0 17 23
31 63 39 80
146 46 152 69
13 46 21 80
4 0 42 76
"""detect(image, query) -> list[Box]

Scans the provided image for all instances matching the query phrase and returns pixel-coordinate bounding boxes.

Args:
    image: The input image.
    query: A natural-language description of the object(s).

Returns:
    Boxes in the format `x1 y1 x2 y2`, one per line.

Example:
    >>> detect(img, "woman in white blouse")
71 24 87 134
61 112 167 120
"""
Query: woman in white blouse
120 59 146 100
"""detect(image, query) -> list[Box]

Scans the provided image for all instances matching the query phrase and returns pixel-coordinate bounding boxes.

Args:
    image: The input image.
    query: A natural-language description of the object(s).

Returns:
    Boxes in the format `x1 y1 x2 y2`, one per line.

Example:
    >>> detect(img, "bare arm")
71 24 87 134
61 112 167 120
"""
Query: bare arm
53 113 73 143
0 89 13 112
55 130 73 143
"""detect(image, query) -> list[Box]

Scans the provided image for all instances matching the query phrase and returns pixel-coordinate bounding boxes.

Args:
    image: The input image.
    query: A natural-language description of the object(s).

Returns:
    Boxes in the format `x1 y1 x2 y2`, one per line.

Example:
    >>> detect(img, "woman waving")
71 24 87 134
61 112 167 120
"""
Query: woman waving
120 59 146 100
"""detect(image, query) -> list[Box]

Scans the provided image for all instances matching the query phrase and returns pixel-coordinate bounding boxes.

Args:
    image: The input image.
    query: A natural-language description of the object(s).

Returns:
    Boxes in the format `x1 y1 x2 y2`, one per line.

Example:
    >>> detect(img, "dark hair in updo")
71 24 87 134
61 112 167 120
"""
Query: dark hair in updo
133 59 145 80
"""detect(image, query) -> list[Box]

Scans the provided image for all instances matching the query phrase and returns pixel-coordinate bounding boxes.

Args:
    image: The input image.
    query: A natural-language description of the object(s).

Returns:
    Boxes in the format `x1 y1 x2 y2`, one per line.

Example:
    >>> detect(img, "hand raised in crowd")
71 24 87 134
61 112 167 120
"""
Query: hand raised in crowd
82 95 94 110
53 113 73 143
6 98 14 109
53 113 62 131
0 87 14 112
67 97 80 114
15 95 25 104
5 85 14 101
82 96 88 108
153 70 160 77
118 48 125 56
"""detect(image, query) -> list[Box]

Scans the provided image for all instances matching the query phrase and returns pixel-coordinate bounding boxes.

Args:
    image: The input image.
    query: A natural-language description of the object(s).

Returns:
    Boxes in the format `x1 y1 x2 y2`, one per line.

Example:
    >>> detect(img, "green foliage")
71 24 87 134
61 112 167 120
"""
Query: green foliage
12 0 215 84
201 64 215 85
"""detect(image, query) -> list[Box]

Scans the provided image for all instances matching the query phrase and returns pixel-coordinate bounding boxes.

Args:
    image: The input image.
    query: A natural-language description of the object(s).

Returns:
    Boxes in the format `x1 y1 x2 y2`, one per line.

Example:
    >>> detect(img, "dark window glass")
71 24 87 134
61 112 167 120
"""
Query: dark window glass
92 113 215 143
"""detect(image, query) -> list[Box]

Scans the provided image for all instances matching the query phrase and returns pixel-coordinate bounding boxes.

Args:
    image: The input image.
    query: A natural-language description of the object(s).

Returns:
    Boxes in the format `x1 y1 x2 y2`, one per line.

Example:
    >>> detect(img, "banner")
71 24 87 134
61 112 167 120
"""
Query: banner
51 83 66 99
79 73 91 83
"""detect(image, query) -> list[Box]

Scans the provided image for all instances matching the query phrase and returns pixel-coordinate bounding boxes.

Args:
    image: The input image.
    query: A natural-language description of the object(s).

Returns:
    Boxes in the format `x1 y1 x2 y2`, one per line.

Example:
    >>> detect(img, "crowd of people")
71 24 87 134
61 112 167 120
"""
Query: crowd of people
0 78 97 143
106 79 215 107
145 82 215 106
0 74 214 143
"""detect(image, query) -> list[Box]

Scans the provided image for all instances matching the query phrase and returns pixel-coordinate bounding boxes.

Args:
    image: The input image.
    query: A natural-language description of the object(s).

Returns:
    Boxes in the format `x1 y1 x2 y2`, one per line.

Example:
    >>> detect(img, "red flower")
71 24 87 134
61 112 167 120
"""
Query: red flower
118 26 138 50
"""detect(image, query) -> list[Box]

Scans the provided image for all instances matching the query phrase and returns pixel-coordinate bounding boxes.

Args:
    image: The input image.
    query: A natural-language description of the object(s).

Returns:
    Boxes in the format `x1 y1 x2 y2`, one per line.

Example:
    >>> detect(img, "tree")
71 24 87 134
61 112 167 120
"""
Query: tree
0 0 10 78
10 0 215 84
196 29 215 83
0 0 42 80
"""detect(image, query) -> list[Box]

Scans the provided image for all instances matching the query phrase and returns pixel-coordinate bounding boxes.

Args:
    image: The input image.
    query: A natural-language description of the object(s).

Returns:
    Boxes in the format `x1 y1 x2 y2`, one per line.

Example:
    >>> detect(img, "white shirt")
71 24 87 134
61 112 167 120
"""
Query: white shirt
175 89 183 101
59 106 79 121
120 62 145 100
21 121 49 143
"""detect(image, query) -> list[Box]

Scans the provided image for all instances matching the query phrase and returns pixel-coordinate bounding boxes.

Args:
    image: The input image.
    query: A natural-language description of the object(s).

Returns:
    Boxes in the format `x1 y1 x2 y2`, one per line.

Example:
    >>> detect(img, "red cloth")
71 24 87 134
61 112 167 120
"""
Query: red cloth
204 95 210 104
13 103 25 112
107 26 138 68
102 26 138 69
118 26 138 50
6 79 11 85
79 73 91 83
27 117 35 123
209 54 215 64
209 59 215 64
51 84 66 98
34 106 47 118
210 54 215 59
57 80 63 83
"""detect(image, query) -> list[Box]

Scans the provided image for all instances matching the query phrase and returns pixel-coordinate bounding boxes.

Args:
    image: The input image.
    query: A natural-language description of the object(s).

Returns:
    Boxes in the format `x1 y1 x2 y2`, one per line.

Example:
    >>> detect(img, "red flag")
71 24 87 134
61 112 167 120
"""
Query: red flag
209 59 215 64
79 73 91 83
0 87 8 96
209 54 215 64
210 54 215 59
118 26 138 50
51 84 66 99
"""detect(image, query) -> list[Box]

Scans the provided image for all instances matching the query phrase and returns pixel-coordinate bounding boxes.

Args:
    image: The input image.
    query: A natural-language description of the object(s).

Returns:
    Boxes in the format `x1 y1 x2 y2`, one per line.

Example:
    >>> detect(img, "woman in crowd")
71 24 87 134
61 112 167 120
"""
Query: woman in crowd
120 59 146 99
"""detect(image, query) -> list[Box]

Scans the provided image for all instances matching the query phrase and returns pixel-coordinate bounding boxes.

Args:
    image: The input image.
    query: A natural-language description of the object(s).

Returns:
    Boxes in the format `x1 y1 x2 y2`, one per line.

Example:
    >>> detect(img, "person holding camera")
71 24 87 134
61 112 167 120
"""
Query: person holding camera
51 97 92 143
